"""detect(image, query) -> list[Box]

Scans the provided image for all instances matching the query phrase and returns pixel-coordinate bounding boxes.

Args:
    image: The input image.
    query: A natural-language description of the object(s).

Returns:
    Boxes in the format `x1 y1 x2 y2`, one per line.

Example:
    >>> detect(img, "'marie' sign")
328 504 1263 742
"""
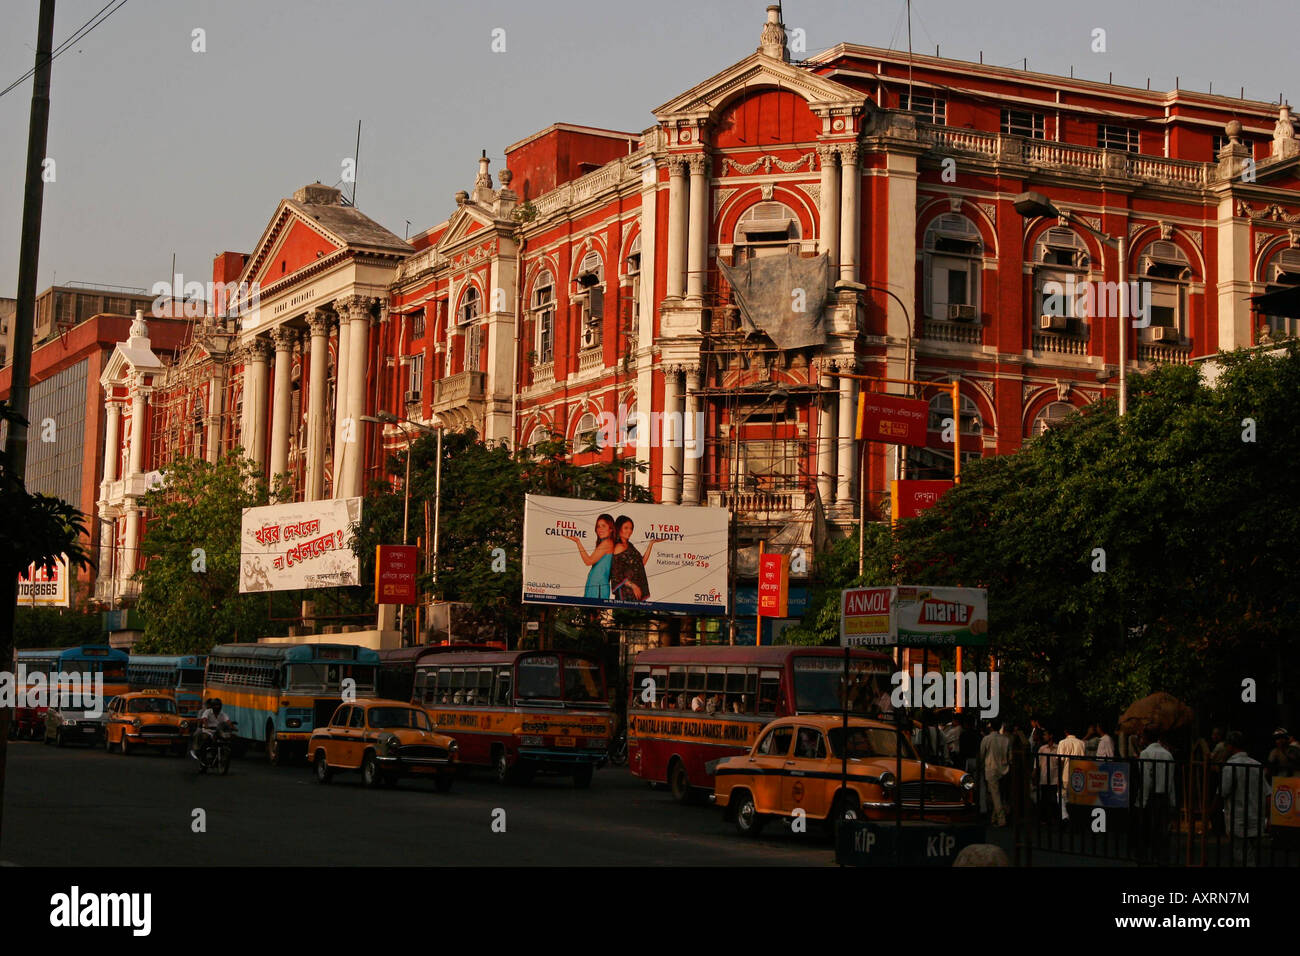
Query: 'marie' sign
840 586 989 647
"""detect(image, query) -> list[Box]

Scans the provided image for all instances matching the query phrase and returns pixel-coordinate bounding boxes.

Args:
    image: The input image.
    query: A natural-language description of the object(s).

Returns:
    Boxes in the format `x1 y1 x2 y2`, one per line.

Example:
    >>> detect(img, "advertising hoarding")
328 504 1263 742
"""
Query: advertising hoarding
1065 760 1131 808
856 393 929 446
840 585 989 647
891 479 954 521
522 495 728 614
758 552 789 618
375 545 419 605
17 555 70 608
239 497 362 593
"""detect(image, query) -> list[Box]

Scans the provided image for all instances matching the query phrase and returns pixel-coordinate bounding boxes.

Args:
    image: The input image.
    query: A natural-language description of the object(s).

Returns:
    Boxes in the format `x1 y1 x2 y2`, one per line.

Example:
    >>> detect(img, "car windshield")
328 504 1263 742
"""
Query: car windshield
288 662 377 693
518 654 561 700
563 658 605 702
792 658 887 715
128 697 177 714
829 726 916 759
367 707 431 731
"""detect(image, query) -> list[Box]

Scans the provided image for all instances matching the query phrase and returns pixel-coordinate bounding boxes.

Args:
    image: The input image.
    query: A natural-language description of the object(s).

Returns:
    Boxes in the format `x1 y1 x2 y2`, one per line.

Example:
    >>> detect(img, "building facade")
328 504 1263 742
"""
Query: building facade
101 7 1300 638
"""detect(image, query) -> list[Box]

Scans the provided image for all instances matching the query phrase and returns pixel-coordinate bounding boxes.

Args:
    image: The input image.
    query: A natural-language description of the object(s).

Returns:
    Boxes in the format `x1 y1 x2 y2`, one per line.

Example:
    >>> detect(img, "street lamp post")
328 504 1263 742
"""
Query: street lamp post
1014 191 1129 415
360 411 442 644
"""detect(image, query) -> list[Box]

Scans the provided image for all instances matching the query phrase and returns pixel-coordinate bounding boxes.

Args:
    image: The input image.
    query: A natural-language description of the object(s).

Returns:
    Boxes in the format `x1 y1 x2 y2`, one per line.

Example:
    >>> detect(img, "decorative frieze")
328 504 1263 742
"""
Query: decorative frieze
723 151 817 175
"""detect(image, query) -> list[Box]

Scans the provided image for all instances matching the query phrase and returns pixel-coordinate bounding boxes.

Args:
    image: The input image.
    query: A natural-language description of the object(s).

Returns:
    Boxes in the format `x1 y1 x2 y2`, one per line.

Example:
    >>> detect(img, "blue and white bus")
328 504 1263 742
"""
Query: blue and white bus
128 654 208 716
203 643 380 764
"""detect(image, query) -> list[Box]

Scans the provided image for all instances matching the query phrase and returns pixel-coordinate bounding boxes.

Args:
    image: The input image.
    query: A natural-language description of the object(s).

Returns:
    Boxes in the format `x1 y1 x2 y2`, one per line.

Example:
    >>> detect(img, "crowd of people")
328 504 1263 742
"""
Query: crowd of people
888 711 1298 864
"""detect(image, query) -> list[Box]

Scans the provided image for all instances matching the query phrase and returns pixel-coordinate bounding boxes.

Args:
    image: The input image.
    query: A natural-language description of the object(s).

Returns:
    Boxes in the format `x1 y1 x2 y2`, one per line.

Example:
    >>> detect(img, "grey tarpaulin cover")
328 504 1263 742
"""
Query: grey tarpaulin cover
717 252 830 350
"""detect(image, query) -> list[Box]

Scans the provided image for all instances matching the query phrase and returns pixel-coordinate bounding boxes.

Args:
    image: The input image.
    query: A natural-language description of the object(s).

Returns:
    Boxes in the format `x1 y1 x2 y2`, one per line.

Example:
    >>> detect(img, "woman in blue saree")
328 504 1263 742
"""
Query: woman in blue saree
567 513 616 600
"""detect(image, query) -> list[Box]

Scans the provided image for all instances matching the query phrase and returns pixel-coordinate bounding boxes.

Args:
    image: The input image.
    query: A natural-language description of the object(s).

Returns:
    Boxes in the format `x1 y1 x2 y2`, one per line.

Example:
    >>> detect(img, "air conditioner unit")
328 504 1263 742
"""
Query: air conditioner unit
404 390 422 404
947 304 978 322
1150 326 1180 342
1038 314 1068 332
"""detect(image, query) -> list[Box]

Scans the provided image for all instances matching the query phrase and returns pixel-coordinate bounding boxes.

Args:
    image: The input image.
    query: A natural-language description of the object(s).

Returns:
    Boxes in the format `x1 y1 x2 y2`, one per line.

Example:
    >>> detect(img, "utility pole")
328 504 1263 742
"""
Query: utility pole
0 0 57 848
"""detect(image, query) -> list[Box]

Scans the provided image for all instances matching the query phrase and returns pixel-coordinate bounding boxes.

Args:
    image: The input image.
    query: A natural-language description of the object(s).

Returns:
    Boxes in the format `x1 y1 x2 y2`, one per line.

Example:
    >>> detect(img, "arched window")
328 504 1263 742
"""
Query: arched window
1137 239 1192 343
457 285 482 372
574 412 599 451
531 270 555 364
905 391 983 480
1032 227 1090 331
575 251 604 350
624 402 639 447
528 425 552 450
1261 246 1300 339
923 214 983 321
457 284 481 326
1031 401 1076 437
734 202 802 262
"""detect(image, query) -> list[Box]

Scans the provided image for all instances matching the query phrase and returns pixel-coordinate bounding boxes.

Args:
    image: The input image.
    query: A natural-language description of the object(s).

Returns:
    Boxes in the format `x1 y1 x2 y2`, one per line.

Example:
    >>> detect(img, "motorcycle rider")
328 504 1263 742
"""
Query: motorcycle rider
191 697 235 762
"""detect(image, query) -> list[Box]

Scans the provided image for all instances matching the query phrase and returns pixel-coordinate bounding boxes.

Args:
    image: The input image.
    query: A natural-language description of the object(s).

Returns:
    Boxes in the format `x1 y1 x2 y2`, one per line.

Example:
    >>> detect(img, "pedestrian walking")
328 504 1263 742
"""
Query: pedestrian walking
1057 725 1087 829
1220 731 1266 866
1139 731 1177 862
980 722 1013 827
1095 722 1116 759
1036 731 1059 824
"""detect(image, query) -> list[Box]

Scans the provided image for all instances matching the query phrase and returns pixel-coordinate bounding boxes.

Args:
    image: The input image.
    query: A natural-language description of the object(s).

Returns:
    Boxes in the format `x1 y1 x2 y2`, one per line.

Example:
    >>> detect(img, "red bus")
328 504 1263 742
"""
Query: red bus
628 645 893 802
380 646 613 787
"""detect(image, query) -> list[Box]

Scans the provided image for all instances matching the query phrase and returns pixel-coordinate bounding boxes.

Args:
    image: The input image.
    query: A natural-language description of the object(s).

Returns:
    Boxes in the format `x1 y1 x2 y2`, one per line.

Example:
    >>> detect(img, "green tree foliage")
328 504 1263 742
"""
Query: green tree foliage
779 346 1300 729
14 608 102 648
133 453 288 653
352 432 650 643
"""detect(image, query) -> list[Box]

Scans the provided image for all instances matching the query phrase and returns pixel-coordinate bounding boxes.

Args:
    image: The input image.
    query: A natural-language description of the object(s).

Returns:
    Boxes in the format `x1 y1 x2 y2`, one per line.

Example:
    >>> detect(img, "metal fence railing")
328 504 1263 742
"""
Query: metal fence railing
989 749 1299 866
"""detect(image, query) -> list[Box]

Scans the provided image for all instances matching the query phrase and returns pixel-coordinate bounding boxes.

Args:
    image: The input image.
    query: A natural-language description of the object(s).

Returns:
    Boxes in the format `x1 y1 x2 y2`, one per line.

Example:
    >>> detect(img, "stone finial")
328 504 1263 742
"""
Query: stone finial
758 4 789 61
498 168 513 187
1272 105 1299 160
455 189 469 206
1225 120 1243 145
129 308 148 341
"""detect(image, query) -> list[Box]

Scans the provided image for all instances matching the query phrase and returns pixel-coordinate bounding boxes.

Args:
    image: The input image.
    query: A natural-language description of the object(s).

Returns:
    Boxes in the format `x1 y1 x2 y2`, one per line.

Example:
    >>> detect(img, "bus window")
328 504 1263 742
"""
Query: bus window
725 668 748 714
517 655 561 700
757 670 781 716
436 668 451 703
650 669 668 708
563 658 603 702
493 667 512 706
666 667 685 709
178 667 204 691
632 667 650 708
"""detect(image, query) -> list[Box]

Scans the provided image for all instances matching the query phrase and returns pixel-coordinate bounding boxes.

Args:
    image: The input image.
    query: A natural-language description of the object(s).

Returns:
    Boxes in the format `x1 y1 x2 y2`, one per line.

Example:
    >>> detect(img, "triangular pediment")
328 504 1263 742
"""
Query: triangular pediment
653 52 866 121
247 213 343 288
437 204 498 252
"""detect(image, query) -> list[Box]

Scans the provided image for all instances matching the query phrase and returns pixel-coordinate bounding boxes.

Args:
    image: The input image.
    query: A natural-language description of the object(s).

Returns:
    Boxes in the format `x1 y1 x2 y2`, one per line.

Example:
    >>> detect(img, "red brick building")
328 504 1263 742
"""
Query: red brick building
104 7 1300 636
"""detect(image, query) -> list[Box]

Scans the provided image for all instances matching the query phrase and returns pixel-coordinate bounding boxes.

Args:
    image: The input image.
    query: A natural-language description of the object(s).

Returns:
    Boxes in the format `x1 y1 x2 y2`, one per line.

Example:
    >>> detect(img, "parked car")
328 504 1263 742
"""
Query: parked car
711 714 976 837
308 698 458 791
104 690 191 755
44 707 106 747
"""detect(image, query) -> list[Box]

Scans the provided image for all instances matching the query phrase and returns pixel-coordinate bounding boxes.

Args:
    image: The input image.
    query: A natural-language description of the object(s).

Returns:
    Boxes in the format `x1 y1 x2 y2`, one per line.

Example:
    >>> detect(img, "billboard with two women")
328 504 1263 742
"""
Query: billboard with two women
522 495 729 614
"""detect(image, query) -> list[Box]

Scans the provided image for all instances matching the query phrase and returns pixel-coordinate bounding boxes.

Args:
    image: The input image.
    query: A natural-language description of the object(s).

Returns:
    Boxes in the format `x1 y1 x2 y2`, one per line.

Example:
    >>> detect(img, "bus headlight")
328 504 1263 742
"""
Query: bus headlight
879 771 897 791
286 718 301 728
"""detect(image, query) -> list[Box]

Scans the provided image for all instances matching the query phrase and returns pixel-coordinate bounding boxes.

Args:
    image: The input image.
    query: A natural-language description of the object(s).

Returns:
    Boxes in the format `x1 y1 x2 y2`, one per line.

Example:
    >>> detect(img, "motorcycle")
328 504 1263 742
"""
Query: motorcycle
608 731 628 768
190 724 236 775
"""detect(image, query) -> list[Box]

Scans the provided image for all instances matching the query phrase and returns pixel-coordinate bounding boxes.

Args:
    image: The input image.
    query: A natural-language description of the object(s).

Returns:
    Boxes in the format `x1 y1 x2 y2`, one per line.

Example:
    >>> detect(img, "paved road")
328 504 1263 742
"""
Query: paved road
1 740 836 866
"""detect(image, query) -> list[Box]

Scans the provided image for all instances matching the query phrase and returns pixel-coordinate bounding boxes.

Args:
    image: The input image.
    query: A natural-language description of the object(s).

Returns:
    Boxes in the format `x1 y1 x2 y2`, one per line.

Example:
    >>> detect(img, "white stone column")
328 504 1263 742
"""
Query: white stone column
128 377 147 477
836 368 856 504
817 371 835 503
666 158 689 300
681 366 701 504
103 402 121 483
240 339 271 469
838 143 860 283
205 371 224 463
96 513 116 593
662 366 682 504
686 153 710 303
269 325 296 482
817 145 841 265
123 505 141 579
343 297 374 499
305 309 332 501
332 316 351 479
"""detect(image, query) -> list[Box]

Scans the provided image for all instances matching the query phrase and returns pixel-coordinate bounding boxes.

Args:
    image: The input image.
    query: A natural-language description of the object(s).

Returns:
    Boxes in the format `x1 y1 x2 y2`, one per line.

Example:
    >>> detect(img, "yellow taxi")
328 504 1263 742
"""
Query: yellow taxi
103 690 191 755
711 714 976 837
308 698 459 791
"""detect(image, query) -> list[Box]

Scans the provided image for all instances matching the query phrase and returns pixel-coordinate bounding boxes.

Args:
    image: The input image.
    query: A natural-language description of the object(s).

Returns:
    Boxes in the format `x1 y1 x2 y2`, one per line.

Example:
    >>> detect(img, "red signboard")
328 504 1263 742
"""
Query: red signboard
856 393 929 447
891 480 955 521
757 552 789 618
375 545 419 605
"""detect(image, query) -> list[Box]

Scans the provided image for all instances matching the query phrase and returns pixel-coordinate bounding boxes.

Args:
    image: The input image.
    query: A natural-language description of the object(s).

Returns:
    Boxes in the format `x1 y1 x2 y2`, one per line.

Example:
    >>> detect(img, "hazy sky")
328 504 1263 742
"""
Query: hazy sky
1 0 1295 297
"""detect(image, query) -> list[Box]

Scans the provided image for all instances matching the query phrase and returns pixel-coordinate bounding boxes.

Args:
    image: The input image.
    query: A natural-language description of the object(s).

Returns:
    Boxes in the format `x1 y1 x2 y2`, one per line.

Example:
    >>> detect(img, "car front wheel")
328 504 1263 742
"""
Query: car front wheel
734 791 767 837
361 753 381 788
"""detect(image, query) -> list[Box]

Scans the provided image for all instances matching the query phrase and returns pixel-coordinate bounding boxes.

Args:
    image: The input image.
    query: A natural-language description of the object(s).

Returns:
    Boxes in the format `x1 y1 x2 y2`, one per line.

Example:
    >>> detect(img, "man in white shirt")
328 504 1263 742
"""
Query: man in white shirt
979 723 1014 827
1138 731 1176 861
1057 726 1087 826
1220 731 1265 866
1095 722 1116 759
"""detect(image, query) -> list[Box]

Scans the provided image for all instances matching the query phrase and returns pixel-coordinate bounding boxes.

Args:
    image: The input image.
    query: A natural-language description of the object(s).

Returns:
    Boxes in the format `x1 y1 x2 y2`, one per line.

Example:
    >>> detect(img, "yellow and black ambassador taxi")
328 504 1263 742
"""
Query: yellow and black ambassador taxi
711 715 976 837
103 690 191 755
308 698 459 791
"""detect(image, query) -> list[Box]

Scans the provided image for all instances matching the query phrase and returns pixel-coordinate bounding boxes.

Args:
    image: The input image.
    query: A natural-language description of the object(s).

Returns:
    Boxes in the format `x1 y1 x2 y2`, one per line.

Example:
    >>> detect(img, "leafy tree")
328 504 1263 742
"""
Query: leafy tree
776 346 1300 732
14 608 102 648
133 453 288 653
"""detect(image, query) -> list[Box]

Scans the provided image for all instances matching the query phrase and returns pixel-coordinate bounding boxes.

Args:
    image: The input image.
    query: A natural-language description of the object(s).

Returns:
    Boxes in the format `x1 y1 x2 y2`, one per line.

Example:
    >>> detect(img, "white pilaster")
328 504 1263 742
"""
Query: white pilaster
662 366 682 504
343 298 373 499
103 402 121 483
817 372 835 503
269 325 296 482
666 158 689 300
305 309 331 501
817 145 841 265
686 153 710 303
836 369 856 504
682 366 701 504
838 143 860 284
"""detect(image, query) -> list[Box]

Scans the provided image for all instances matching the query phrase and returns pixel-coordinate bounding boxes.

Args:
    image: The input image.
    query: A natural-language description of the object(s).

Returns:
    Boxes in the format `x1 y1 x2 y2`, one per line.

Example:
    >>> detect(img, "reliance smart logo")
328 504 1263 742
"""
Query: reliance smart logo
695 588 724 605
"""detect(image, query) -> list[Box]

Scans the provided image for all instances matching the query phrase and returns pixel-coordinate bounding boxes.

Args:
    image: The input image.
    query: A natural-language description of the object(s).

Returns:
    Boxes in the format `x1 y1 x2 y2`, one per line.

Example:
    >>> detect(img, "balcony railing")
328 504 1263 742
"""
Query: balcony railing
577 346 605 375
1032 332 1090 357
706 488 811 516
432 370 486 413
1137 341 1193 364
922 319 982 345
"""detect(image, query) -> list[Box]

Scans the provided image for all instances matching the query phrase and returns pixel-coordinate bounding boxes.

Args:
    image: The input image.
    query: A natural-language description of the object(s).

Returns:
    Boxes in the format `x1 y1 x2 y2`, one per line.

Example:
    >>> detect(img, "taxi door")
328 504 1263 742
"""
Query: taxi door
323 705 352 767
745 725 795 814
104 696 123 748
345 705 367 766
784 726 833 820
